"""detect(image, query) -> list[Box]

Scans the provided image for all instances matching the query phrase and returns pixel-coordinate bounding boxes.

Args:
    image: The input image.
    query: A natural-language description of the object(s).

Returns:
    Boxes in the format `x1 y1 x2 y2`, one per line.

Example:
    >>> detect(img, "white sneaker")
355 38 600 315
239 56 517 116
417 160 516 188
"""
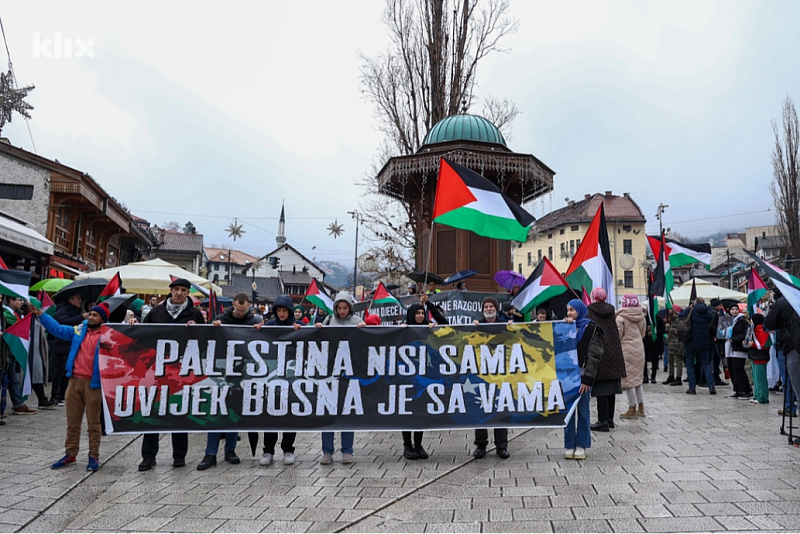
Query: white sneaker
573 447 586 460
341 453 354 464
564 448 575 459
283 452 295 465
259 453 273 466
320 453 333 465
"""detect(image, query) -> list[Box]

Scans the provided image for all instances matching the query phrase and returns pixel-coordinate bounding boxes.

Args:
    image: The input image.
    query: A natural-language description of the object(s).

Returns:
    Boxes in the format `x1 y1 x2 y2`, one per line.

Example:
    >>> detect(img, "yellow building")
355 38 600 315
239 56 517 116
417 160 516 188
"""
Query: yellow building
514 191 648 307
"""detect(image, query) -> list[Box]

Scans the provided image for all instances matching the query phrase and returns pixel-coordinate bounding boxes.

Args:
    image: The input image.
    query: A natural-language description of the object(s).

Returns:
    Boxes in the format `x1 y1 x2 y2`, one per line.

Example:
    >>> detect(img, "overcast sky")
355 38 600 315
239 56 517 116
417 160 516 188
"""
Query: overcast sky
0 1 795 267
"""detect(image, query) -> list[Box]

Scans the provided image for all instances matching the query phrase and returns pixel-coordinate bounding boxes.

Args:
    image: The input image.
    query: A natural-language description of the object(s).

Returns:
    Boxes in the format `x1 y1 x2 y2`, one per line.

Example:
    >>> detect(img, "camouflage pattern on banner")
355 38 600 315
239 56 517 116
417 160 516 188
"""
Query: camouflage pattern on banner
353 291 512 325
99 321 580 434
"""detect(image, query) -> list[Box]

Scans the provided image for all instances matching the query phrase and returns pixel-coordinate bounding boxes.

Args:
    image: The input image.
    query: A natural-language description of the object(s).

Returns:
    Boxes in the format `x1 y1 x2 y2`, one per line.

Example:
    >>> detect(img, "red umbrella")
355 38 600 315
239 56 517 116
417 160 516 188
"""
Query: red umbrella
493 270 525 291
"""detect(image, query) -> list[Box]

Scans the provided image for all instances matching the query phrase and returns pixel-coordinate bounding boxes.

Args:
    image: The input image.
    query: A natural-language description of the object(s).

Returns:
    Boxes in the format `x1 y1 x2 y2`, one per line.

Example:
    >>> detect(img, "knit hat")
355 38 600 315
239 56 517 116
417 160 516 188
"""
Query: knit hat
481 297 500 311
90 303 110 322
590 287 607 303
621 293 640 308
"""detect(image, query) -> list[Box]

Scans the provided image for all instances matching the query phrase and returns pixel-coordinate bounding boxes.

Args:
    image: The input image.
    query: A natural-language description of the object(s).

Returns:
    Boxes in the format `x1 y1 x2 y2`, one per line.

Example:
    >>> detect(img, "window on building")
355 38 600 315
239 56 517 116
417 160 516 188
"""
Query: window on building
547 233 552 239
527 252 532 266
0 184 34 200
518 263 523 272
548 246 553 260
624 270 634 288
571 225 579 231
623 239 632 255
570 240 575 254
623 225 632 232
537 249 542 261
559 229 565 235
560 242 566 253
576 239 581 248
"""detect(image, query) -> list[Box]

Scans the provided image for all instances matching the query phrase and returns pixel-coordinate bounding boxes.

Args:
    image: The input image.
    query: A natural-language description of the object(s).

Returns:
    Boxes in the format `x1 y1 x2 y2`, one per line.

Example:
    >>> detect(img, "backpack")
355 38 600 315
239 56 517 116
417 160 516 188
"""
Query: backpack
674 309 693 342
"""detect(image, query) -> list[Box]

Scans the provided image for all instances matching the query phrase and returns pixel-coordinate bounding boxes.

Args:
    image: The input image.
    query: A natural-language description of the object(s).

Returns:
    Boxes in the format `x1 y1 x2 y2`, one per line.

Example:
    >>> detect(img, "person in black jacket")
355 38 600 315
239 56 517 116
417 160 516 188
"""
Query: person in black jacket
471 297 511 460
259 294 301 467
49 293 87 405
678 297 717 395
196 293 261 471
138 278 205 472
587 287 625 432
764 291 800 415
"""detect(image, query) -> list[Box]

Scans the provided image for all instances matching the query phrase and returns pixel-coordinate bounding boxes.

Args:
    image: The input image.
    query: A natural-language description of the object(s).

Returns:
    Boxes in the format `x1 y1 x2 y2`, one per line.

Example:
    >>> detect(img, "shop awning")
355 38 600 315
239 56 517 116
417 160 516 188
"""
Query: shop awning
0 214 54 256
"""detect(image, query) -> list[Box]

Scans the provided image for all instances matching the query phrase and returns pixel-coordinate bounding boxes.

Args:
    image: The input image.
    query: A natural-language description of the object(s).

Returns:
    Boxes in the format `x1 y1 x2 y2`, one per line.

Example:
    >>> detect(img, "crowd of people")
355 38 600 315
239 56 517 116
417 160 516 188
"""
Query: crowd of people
2 276 796 472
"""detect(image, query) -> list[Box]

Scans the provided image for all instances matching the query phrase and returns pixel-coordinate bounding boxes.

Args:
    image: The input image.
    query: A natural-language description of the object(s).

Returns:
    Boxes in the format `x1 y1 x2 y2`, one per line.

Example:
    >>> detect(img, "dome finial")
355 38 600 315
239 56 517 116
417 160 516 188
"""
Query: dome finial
460 97 469 114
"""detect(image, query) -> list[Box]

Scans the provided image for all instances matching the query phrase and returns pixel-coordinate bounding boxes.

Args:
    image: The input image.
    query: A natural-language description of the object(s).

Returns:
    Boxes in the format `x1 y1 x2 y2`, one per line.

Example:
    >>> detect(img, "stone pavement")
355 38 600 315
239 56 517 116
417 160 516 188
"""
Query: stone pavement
1 380 799 533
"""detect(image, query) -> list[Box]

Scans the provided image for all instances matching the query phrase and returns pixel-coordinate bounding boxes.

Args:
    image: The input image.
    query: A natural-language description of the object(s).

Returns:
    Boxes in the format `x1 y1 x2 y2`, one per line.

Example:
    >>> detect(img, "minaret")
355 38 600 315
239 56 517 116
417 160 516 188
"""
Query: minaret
276 202 287 245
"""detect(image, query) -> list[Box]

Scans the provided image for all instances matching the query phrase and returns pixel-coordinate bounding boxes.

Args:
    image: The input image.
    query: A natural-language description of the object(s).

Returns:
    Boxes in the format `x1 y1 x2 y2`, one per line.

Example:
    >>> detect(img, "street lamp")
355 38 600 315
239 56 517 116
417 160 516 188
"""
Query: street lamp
347 210 361 291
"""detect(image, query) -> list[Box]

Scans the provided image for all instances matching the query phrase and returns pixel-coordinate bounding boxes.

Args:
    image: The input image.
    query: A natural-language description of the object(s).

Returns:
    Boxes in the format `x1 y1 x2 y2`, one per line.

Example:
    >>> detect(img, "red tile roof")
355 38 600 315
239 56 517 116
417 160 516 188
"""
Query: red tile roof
535 192 646 231
205 247 258 266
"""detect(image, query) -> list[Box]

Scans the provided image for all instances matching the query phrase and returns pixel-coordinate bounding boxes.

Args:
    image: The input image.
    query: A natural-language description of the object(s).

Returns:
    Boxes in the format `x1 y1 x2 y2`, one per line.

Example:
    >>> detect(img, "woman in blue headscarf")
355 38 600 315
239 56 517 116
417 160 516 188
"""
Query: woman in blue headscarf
563 299 604 460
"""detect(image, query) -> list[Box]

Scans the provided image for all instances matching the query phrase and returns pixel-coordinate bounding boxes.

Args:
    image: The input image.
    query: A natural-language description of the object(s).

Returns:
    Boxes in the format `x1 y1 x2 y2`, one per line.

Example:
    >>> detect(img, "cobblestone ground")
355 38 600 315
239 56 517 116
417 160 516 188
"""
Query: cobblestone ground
1 380 799 533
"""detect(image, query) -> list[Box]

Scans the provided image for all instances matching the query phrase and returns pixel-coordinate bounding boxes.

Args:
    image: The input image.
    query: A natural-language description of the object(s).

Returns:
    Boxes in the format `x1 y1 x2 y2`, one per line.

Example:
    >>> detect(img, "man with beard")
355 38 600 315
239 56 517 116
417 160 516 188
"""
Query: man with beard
471 297 512 460
50 293 87 406
34 302 110 471
138 278 205 472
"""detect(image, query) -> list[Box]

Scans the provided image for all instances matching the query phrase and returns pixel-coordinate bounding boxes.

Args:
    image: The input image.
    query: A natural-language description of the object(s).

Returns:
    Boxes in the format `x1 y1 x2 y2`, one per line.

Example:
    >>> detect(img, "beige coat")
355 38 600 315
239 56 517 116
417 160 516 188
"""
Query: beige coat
616 306 647 390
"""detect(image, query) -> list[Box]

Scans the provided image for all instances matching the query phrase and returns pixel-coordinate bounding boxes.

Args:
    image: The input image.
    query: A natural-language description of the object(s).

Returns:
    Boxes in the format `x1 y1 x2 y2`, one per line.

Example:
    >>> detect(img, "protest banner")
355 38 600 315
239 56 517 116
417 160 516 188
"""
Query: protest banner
353 291 512 325
99 321 580 434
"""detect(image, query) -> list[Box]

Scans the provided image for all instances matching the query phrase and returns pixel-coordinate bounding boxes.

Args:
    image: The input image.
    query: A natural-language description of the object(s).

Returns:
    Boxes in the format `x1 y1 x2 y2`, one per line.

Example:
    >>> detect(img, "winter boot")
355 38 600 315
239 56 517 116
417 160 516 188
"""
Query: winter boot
637 402 646 417
661 376 674 385
619 405 638 419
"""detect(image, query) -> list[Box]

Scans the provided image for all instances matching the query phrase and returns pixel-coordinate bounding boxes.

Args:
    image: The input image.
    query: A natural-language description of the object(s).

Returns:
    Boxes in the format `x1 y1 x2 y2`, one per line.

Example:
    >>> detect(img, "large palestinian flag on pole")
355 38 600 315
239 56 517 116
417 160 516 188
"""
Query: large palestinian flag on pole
648 235 712 269
304 278 333 314
511 257 569 315
0 268 31 300
565 202 615 306
3 313 33 396
747 266 768 315
646 234 674 298
432 158 535 242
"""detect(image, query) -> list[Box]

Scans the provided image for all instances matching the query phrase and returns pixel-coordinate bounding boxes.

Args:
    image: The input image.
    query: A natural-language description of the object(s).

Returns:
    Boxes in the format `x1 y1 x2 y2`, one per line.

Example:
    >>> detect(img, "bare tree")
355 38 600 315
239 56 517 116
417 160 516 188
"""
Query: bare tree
358 0 519 275
770 95 800 272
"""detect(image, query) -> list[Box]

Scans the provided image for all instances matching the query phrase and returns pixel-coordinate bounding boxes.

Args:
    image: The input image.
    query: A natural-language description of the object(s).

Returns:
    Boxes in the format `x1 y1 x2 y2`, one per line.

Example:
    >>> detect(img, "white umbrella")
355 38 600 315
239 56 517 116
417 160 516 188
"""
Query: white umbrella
668 278 746 308
75 258 221 295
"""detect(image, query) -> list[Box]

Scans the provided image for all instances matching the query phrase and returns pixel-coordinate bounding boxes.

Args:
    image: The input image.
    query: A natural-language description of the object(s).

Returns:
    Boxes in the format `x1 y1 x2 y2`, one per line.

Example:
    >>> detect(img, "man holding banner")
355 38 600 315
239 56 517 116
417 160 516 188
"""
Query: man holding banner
138 278 205 472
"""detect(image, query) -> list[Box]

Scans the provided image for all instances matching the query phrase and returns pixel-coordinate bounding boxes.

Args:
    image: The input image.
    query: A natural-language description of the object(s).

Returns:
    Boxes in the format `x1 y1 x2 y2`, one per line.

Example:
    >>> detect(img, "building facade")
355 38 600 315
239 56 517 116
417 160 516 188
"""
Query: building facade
515 191 648 306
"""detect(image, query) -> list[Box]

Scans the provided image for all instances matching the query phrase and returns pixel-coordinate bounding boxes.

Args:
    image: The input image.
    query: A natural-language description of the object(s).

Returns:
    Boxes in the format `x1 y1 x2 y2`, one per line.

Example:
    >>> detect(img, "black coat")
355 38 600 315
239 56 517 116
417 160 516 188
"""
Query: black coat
51 302 85 353
214 307 260 326
142 300 205 324
681 302 714 350
764 297 799 353
587 301 626 381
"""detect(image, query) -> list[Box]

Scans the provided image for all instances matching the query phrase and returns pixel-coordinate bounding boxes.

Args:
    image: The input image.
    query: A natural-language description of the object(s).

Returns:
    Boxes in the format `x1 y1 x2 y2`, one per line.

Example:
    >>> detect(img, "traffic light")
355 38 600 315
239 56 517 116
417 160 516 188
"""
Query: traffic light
268 257 277 268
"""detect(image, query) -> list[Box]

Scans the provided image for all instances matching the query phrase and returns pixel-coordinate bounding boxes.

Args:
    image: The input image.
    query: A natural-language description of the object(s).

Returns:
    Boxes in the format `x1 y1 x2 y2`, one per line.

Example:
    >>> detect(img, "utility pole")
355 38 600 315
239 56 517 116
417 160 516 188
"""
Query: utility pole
726 249 732 289
348 210 361 293
655 203 669 236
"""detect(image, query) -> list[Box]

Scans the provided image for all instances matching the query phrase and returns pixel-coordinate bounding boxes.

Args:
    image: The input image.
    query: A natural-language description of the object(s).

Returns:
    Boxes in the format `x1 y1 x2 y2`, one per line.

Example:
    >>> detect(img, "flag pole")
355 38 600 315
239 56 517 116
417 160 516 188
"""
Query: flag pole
422 221 437 289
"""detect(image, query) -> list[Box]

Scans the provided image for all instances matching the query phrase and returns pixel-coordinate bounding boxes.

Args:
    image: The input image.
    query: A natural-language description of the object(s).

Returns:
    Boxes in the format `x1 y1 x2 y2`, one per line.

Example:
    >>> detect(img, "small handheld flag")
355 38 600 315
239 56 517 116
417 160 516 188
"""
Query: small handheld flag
511 257 569 315
304 278 333 315
97 272 123 302
747 267 768 316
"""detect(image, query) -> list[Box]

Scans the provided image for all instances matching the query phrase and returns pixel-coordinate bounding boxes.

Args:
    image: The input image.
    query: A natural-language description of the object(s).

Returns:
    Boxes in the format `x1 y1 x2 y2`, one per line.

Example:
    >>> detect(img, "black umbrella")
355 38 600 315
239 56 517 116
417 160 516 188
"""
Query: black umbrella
442 269 478 285
102 294 138 323
407 271 444 285
53 277 114 304
385 284 400 291
201 296 233 307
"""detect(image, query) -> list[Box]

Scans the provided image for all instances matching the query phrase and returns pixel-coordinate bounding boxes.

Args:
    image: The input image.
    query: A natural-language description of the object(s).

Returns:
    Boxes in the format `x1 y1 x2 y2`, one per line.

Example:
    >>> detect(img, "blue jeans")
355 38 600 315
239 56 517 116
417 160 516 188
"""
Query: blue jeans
321 432 354 454
685 348 713 390
564 390 591 449
663 344 669 371
5 360 24 408
205 432 238 455
776 349 796 411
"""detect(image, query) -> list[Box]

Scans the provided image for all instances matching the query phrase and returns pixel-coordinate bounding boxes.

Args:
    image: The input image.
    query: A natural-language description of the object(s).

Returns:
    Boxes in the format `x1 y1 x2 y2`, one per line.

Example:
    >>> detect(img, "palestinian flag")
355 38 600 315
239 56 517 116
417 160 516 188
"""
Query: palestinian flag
581 286 591 306
511 257 569 315
0 254 7 269
37 290 56 316
372 282 403 308
3 313 33 396
208 290 221 320
170 274 210 297
565 202 615 306
746 252 800 317
689 278 698 303
747 267 768 316
648 235 712 269
646 234 674 299
97 272 123 302
432 158 534 242
304 278 333 314
0 268 31 300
